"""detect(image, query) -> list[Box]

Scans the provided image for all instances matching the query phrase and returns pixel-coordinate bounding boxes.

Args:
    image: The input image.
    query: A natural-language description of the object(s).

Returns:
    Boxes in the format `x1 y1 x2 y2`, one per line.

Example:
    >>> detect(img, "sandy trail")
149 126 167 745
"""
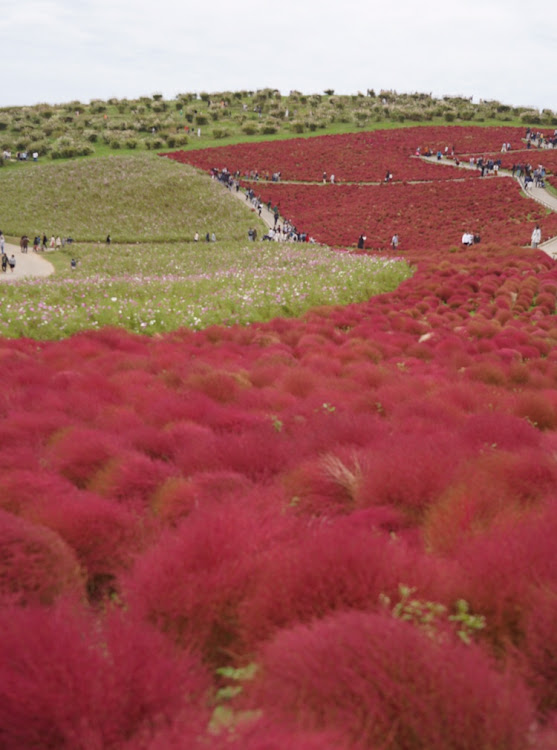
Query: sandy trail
0 242 55 282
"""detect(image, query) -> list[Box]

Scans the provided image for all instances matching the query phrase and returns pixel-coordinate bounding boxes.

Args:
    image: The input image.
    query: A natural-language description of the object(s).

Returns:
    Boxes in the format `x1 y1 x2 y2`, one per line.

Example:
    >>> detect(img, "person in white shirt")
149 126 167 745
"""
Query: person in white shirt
531 225 542 248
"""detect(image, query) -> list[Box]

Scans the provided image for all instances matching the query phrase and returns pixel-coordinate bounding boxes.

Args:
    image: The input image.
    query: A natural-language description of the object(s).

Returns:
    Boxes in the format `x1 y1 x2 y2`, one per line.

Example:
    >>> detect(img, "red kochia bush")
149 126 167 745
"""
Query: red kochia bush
199 722 348 750
124 500 288 662
0 508 84 605
0 602 209 750
451 500 557 649
252 610 534 750
152 470 254 525
238 522 432 648
523 589 557 714
356 431 463 520
44 426 123 489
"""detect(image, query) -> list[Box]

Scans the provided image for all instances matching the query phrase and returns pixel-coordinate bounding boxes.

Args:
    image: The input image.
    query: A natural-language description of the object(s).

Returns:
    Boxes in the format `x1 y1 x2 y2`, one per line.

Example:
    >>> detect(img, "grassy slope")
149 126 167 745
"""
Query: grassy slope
0 153 265 243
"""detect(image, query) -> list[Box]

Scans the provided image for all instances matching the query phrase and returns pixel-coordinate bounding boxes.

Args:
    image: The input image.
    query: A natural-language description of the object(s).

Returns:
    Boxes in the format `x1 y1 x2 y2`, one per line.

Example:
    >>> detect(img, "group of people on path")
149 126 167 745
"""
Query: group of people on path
0 232 16 272
512 163 547 189
18 234 70 252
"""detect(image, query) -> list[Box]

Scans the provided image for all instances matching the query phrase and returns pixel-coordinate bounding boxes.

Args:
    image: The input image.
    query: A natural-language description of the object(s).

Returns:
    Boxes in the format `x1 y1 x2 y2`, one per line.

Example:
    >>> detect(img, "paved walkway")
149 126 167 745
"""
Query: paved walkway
420 154 557 259
0 243 55 282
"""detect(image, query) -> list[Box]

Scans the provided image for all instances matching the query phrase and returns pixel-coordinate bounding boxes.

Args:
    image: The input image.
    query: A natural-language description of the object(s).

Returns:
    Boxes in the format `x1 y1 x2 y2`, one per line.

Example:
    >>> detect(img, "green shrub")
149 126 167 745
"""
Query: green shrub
520 111 541 124
212 128 230 139
241 124 258 135
28 140 50 155
261 125 278 135
291 121 305 133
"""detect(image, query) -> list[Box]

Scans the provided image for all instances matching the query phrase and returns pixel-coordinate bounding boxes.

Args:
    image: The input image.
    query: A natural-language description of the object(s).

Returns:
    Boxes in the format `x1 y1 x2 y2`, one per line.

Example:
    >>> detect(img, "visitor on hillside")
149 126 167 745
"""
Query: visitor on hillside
8 254 15 272
391 234 399 250
71 258 77 269
55 237 62 249
106 234 111 245
42 234 47 251
531 225 542 249
194 232 199 242
211 233 216 242
357 234 366 250
0 232 4 254
462 232 474 247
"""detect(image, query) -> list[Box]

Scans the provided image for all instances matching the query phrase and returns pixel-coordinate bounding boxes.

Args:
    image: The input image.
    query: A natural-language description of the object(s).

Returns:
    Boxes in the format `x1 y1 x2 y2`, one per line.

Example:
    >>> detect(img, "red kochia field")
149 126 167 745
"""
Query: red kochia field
170 125 532 182
3 126 557 749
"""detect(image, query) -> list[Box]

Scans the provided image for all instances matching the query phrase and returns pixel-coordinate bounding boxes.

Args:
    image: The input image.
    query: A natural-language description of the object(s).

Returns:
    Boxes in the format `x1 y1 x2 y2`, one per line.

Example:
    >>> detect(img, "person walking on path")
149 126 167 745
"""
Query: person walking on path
1 254 7 272
531 225 542 249
391 233 399 250
8 254 16 272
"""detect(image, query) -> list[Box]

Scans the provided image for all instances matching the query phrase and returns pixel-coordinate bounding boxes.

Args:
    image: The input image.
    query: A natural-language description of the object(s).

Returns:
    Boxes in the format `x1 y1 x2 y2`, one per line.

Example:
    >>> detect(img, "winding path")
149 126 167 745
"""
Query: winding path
0 243 55 282
229 152 557 257
419 154 557 258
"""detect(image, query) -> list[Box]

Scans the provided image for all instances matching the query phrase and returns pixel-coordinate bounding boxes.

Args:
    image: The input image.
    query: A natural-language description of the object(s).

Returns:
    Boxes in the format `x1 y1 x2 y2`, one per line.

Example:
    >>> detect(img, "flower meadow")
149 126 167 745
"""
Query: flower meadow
3 125 557 748
0 243 411 338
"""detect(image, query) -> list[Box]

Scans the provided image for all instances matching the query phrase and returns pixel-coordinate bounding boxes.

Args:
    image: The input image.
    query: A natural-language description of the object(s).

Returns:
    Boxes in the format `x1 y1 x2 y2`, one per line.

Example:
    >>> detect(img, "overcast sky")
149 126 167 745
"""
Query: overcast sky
2 0 556 111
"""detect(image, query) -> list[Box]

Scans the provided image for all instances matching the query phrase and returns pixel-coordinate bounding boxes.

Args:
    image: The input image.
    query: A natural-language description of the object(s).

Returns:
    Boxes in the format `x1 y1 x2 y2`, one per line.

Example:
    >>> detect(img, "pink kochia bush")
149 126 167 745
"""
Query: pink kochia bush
250 610 534 750
4 126 557 745
0 602 210 750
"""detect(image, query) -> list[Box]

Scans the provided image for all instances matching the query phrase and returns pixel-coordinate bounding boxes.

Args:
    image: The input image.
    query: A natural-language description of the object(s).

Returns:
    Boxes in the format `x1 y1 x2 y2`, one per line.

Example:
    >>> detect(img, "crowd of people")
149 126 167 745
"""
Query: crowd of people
16 234 74 252
525 128 557 149
512 163 547 189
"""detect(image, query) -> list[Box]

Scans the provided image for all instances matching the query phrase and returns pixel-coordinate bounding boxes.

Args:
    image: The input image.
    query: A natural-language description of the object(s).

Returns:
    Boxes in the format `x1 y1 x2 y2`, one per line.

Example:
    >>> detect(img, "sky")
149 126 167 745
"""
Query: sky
2 0 556 112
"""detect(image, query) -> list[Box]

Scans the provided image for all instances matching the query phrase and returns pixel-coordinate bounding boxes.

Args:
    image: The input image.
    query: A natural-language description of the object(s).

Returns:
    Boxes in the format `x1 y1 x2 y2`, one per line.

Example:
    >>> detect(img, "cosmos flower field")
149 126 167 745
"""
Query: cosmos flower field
3 125 557 749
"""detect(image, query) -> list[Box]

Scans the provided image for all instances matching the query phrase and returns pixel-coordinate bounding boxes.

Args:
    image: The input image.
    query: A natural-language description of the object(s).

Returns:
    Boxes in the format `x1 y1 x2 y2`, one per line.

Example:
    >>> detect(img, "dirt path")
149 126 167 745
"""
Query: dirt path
0 243 55 282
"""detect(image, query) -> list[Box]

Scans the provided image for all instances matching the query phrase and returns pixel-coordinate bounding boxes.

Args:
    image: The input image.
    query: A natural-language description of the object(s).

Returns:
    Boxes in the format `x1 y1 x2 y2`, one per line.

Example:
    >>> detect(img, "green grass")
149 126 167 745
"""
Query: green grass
0 153 267 242
0 241 413 339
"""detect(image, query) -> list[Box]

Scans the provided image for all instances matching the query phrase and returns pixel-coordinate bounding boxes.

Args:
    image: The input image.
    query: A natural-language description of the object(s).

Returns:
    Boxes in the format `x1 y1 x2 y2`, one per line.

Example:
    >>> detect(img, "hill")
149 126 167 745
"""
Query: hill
1 88 556 163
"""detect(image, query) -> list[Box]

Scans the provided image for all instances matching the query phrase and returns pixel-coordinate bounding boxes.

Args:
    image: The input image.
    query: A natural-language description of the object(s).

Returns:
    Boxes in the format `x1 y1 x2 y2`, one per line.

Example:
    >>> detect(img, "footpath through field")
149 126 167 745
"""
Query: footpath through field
0 242 55 282
420 154 557 258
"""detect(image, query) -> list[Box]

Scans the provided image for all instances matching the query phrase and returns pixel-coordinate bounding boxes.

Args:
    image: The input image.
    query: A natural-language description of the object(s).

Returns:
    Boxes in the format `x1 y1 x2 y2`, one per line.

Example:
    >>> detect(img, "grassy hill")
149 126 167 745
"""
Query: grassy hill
1 89 555 164
0 153 260 243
